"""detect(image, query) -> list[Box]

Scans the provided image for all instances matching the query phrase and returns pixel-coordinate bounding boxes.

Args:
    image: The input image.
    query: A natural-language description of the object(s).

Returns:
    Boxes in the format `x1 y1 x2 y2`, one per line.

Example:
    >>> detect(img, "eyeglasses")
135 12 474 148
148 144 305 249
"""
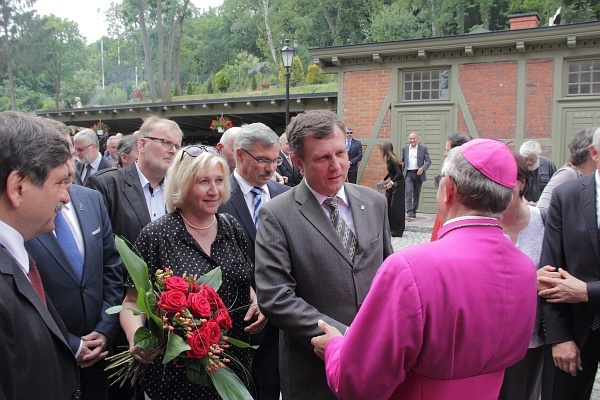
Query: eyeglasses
74 143 94 153
434 174 444 189
180 145 221 161
240 148 283 166
346 132 353 135
145 136 181 151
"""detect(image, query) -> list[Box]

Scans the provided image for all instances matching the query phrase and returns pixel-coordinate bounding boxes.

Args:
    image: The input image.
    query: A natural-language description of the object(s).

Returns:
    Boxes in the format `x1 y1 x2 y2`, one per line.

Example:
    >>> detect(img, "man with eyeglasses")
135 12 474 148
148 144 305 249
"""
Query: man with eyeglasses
218 122 289 400
86 115 182 400
73 128 112 185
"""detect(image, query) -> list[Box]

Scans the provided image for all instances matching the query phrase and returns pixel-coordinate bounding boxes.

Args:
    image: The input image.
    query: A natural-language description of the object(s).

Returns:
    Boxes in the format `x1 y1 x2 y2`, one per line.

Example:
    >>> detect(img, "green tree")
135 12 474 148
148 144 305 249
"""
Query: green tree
278 55 304 86
305 64 325 84
215 69 230 92
1 0 35 110
367 3 431 42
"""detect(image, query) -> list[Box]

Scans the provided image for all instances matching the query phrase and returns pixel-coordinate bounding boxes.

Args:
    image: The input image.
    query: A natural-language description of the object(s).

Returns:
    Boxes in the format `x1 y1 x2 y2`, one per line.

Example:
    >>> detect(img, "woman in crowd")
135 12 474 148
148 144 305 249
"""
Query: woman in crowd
379 142 405 237
120 146 265 399
537 126 597 210
498 151 545 400
115 133 140 168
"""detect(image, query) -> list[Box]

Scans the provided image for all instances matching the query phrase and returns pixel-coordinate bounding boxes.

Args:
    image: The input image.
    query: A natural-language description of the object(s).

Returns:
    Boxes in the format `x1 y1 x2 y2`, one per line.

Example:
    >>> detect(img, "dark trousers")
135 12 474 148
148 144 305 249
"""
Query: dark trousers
347 169 358 184
405 170 423 215
541 330 600 400
499 345 544 400
251 322 280 400
80 360 109 400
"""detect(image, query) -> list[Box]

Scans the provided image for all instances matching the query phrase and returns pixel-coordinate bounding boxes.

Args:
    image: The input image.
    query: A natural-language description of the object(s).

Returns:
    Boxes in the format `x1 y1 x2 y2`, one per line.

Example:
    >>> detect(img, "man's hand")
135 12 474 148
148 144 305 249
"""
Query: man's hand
311 320 343 361
78 331 109 367
538 267 588 303
552 340 582 376
244 287 267 334
537 265 561 292
417 167 424 176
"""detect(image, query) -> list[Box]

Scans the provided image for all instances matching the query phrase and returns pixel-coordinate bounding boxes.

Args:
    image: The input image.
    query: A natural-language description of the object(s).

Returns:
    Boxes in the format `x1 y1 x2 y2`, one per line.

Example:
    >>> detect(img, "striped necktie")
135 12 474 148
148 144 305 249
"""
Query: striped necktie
324 197 357 260
251 187 262 230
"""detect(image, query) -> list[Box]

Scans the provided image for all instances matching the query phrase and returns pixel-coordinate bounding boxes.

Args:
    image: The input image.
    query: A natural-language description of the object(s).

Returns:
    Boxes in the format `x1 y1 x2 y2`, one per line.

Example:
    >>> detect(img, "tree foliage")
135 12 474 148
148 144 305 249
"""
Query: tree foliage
2 0 599 109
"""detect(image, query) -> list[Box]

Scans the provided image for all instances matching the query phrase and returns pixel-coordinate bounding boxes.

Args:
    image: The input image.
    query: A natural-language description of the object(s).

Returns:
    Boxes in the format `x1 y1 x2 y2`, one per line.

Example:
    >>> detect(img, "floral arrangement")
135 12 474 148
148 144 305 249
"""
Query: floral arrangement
210 115 233 132
106 236 254 399
91 121 110 133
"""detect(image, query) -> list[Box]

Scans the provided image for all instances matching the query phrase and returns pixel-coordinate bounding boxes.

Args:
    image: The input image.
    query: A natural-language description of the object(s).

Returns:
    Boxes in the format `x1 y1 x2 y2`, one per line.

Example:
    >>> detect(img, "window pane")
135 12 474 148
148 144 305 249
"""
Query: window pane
568 73 579 84
432 81 439 90
423 71 430 80
413 92 421 100
568 84 579 95
593 84 600 94
413 82 421 90
405 82 412 90
581 72 591 83
581 61 592 71
568 62 580 73
580 84 590 94
405 72 413 81
432 91 439 100
593 72 600 83
422 92 430 100
423 81 430 90
405 92 412 101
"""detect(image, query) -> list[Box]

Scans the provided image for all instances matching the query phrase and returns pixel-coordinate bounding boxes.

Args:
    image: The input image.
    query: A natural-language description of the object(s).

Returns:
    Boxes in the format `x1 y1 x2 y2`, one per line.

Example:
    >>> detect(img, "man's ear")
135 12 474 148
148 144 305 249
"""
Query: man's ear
5 171 26 209
443 175 456 205
291 154 303 174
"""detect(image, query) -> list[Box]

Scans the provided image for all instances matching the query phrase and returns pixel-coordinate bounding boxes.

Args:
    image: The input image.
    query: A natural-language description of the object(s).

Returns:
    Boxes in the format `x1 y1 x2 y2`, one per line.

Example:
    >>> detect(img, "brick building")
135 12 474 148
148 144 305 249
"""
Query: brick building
310 15 600 213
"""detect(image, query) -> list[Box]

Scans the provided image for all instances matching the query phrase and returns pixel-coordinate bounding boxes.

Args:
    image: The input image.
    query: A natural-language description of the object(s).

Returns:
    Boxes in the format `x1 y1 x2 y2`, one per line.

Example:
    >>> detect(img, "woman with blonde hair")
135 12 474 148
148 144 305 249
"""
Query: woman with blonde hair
120 145 266 399
379 141 405 237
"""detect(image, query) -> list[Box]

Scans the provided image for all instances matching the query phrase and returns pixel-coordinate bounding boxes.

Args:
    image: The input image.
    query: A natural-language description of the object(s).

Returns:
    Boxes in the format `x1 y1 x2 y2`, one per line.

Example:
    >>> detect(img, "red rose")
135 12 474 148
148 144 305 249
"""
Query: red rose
190 281 200 293
205 321 222 345
164 276 190 293
202 284 224 311
188 292 211 318
158 290 187 313
214 308 232 331
186 328 210 359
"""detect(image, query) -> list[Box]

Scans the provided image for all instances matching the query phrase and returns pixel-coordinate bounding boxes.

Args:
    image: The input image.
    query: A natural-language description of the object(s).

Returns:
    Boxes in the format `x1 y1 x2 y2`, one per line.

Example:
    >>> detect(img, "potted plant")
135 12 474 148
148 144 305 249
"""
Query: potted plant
91 121 110 136
210 115 233 133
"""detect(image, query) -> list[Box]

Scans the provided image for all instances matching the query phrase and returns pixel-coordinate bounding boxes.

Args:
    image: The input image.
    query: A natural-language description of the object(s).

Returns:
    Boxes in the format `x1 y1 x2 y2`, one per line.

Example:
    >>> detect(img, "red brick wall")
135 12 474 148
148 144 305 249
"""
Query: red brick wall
343 69 391 186
459 61 518 140
525 58 554 139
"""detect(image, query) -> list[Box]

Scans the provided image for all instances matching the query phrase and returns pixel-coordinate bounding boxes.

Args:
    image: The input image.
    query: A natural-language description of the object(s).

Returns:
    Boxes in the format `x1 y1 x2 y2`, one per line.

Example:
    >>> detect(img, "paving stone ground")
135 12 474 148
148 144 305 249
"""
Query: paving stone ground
396 213 600 399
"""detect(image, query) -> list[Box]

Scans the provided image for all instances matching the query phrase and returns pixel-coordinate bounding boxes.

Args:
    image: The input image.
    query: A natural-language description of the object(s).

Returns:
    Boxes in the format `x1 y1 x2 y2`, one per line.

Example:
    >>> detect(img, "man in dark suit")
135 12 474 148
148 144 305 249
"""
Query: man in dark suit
536 133 600 400
26 148 123 399
87 116 183 246
73 128 112 185
345 126 363 184
276 133 302 187
218 123 289 400
0 111 80 399
402 132 431 219
255 110 393 400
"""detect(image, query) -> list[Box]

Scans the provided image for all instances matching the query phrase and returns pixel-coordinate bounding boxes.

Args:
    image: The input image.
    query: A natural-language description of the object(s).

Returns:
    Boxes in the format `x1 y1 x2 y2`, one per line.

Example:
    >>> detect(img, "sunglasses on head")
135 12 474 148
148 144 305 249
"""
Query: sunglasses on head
180 145 221 161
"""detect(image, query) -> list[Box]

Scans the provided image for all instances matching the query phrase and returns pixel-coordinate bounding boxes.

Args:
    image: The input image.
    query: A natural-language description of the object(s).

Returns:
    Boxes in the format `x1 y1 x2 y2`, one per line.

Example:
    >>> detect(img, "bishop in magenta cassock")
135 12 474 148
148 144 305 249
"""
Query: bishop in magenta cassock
312 139 537 400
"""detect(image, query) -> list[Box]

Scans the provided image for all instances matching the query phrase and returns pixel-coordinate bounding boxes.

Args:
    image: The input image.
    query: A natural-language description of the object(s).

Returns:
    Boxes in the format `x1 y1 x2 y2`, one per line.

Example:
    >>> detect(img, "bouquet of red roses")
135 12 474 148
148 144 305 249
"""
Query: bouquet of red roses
106 236 254 399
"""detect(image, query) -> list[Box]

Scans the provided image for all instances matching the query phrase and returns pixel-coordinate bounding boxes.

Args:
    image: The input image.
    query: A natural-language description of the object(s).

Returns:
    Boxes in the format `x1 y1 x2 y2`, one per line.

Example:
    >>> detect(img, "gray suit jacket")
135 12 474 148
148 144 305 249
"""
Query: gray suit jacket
255 181 393 400
402 143 431 181
25 185 124 353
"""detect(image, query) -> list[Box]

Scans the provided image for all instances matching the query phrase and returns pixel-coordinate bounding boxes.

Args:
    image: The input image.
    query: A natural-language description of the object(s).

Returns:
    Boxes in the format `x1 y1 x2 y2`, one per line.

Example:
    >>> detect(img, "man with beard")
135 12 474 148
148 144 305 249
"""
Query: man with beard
519 140 557 204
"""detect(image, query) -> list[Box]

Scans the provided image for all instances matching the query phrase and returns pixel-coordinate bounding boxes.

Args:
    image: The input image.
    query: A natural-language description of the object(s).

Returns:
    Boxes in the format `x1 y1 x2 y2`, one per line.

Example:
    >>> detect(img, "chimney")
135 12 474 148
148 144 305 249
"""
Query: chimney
508 13 540 30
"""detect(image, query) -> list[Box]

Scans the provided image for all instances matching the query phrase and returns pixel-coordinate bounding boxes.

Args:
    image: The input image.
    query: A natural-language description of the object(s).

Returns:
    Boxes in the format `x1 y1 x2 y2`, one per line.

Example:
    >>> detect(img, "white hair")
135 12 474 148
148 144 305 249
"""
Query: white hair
519 140 541 157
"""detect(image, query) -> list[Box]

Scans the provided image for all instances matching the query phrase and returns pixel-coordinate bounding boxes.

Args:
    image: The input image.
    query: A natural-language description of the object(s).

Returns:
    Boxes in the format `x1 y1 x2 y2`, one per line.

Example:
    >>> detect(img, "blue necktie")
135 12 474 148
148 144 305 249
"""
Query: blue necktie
54 211 84 281
251 187 262 230
346 139 351 151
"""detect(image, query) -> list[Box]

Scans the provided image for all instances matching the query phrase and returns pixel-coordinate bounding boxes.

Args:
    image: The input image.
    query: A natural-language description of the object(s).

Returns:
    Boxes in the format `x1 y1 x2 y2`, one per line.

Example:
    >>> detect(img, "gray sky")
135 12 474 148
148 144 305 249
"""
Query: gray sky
33 0 224 44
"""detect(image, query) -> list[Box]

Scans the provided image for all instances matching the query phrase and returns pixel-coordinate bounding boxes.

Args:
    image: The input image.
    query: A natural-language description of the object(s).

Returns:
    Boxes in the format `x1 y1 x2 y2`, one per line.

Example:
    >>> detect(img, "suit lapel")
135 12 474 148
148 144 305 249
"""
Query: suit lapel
35 233 81 284
229 176 257 242
580 176 600 264
124 165 152 227
0 249 70 347
345 184 368 265
295 182 353 267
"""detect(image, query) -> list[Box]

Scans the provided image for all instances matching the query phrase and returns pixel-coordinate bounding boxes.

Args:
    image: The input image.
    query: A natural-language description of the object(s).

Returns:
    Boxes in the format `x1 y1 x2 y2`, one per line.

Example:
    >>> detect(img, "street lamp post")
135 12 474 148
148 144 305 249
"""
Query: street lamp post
281 38 296 127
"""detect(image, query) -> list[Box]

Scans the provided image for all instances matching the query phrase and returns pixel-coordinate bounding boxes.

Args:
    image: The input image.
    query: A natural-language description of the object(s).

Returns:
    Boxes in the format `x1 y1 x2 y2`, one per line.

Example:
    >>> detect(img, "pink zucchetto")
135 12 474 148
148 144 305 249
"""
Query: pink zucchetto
460 139 517 189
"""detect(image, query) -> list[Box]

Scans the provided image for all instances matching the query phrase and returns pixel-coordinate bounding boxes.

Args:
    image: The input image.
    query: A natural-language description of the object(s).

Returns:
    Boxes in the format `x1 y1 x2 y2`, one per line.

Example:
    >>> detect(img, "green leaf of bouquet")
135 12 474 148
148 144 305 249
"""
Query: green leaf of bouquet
196 266 222 291
185 360 209 386
114 235 163 329
163 330 191 365
133 326 161 350
105 305 125 314
226 337 259 350
208 366 253 400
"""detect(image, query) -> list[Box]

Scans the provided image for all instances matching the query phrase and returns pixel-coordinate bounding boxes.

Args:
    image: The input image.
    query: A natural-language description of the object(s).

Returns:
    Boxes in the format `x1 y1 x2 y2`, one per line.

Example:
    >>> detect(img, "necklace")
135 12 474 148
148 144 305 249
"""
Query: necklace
181 214 217 230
